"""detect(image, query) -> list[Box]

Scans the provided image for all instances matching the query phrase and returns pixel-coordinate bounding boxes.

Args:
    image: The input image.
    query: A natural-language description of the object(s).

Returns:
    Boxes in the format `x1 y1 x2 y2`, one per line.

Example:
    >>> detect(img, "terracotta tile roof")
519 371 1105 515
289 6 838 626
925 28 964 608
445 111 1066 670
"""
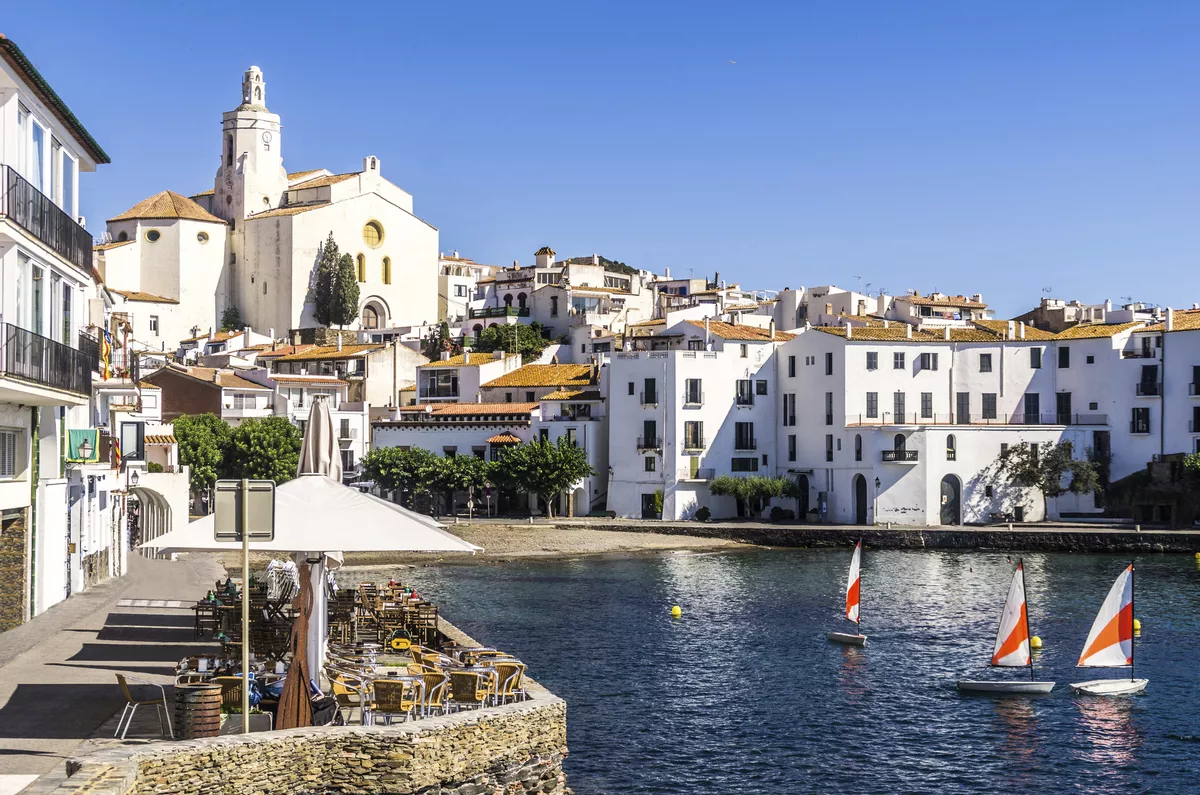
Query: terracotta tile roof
683 320 796 342
287 170 325 182
629 318 666 327
569 285 631 295
110 289 179 304
145 434 176 445
421 353 519 368
249 202 331 219
0 36 109 164
1141 309 1200 333
109 191 226 224
94 240 135 252
154 365 269 391
182 330 239 343
399 402 539 416
255 345 313 359
1053 321 1144 340
270 374 348 386
815 321 1060 343
542 389 603 401
274 344 384 362
725 303 760 311
485 432 523 444
970 319 1056 341
289 172 357 190
534 246 556 256
189 189 214 198
476 277 496 285
899 294 987 309
482 364 594 389
813 326 921 341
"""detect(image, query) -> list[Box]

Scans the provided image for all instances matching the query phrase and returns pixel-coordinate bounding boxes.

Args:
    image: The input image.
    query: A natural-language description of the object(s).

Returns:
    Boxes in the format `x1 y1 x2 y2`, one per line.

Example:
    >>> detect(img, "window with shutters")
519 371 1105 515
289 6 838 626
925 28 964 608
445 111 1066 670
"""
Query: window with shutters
866 392 878 419
982 393 998 420
979 353 992 373
0 431 17 478
866 352 878 371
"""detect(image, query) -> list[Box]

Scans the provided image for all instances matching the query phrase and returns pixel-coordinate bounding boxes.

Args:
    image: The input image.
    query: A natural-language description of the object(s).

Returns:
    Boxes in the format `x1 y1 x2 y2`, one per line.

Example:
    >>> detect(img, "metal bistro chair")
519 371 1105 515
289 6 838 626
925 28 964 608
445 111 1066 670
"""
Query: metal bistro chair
114 674 174 740
371 678 420 724
328 668 372 726
492 662 528 705
420 672 451 717
449 670 490 712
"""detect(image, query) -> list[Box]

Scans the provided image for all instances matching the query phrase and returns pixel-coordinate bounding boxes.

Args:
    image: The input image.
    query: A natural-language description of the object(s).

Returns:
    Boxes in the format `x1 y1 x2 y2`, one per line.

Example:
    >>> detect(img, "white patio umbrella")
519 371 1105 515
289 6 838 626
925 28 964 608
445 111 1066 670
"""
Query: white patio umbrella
141 399 480 676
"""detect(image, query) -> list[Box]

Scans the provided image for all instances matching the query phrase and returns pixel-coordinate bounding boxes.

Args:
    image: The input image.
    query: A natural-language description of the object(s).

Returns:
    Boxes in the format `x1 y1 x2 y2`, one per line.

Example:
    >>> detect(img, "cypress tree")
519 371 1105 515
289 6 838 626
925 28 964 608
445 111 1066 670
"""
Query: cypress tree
333 253 361 327
313 233 339 326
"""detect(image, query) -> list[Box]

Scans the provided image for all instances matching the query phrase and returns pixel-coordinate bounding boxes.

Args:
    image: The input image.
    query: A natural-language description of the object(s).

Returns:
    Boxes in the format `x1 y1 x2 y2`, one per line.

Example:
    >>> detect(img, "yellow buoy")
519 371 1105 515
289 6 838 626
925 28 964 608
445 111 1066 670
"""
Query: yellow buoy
1133 618 1142 633
1195 552 1200 559
671 605 682 619
1030 636 1043 650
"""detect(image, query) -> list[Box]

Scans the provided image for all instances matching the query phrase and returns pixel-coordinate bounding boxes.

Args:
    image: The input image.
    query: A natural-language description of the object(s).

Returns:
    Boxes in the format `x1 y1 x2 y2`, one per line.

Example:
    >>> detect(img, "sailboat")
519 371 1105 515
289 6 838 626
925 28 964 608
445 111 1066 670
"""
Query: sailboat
1070 562 1148 696
957 560 1055 694
827 541 867 646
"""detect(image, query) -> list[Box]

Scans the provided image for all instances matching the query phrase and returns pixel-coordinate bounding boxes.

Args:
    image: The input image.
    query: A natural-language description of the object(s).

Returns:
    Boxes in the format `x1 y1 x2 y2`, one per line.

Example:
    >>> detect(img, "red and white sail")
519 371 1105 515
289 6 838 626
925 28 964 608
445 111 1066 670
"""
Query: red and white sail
990 564 1031 667
1078 564 1134 668
844 541 862 624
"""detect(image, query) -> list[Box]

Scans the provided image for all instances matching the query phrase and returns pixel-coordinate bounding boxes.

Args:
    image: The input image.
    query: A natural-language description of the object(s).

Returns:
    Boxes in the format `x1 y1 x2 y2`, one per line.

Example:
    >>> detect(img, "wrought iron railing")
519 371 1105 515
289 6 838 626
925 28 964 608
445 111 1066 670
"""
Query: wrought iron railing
1 323 92 395
636 436 663 450
1135 382 1162 397
881 449 919 462
0 165 93 271
847 412 1108 427
469 306 529 319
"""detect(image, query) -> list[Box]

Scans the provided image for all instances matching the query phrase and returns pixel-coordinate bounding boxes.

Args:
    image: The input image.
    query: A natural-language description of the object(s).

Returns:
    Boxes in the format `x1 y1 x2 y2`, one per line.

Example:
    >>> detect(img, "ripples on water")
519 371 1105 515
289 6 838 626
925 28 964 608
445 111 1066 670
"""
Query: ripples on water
354 550 1200 794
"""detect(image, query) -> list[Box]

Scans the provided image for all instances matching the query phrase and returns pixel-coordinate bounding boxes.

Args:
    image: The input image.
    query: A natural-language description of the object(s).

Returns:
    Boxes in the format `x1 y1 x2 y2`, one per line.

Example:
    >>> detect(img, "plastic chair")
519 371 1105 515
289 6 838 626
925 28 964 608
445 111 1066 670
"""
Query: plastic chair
114 674 174 740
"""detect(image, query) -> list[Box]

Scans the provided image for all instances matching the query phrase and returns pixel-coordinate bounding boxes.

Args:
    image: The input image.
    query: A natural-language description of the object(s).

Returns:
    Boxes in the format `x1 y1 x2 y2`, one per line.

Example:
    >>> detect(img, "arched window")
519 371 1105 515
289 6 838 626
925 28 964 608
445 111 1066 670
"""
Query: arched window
517 292 528 309
117 230 128 242
893 433 906 452
503 293 513 307
226 134 234 167
472 324 483 336
356 254 366 283
946 434 956 461
382 257 392 285
854 434 862 462
362 305 379 329
255 86 262 101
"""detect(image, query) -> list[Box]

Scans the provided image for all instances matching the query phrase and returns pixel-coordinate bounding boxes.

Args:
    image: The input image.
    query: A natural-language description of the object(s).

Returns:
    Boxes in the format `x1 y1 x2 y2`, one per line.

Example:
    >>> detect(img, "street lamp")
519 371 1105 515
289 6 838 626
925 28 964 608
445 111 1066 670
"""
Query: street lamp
130 469 140 487
77 437 94 461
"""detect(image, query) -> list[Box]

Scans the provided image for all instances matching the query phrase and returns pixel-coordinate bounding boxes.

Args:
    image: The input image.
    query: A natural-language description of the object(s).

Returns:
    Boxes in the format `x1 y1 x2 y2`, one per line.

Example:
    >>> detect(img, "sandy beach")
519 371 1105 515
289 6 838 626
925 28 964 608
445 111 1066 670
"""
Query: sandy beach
202 521 751 573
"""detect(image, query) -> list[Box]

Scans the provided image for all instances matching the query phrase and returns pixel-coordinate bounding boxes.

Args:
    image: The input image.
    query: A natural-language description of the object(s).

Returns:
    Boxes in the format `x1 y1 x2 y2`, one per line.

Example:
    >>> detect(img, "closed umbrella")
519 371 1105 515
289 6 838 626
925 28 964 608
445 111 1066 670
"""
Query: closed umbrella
276 562 313 729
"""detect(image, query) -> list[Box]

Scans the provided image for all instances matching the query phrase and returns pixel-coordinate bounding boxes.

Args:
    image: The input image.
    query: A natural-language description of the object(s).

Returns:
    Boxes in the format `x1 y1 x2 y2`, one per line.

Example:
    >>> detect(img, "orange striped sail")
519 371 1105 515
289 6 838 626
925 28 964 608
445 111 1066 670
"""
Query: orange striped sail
1078 565 1134 668
991 563 1031 667
844 541 862 624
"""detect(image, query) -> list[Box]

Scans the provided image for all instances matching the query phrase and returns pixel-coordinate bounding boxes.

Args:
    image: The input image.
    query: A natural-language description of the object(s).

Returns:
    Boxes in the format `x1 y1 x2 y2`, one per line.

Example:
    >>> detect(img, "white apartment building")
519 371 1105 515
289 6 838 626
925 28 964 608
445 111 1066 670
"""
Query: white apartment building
415 352 522 404
438 252 493 327
606 322 792 519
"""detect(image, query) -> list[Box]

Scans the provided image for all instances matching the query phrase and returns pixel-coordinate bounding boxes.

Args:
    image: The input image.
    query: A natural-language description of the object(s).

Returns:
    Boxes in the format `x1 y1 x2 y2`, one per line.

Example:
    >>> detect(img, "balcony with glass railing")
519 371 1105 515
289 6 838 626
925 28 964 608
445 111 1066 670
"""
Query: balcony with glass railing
0 165 93 272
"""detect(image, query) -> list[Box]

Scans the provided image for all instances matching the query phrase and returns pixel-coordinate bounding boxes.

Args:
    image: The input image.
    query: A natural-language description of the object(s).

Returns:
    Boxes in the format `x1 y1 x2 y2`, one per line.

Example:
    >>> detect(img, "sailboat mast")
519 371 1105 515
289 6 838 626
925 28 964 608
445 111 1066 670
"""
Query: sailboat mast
1020 560 1034 681
1130 560 1135 682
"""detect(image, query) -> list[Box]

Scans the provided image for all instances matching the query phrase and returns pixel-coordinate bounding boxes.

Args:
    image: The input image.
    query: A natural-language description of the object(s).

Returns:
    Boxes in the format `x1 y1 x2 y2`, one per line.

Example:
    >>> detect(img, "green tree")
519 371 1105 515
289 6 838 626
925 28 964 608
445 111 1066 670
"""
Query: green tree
995 440 1100 520
710 475 800 517
332 253 361 327
360 446 441 510
225 416 302 484
220 306 244 332
472 322 550 361
423 321 461 360
492 437 593 518
433 455 493 515
173 414 234 495
312 233 340 326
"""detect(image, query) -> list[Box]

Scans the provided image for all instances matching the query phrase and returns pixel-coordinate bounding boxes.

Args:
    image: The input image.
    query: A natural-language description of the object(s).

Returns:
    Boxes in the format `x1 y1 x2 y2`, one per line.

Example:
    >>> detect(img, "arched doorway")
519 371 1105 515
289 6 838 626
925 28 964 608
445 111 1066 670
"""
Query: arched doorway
853 474 868 525
362 305 380 329
517 292 528 309
796 474 809 518
503 293 514 307
940 475 961 525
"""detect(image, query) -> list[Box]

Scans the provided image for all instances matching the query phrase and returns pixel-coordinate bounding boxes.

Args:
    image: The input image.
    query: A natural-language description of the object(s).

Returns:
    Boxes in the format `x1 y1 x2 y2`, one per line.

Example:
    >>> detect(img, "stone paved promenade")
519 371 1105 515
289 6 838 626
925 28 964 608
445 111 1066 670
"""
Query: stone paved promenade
0 555 223 794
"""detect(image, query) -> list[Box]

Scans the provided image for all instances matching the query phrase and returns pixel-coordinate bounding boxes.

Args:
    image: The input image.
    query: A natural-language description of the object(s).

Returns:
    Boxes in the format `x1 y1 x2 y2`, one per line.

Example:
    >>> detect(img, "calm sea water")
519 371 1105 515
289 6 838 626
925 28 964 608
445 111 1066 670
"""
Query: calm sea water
360 549 1200 794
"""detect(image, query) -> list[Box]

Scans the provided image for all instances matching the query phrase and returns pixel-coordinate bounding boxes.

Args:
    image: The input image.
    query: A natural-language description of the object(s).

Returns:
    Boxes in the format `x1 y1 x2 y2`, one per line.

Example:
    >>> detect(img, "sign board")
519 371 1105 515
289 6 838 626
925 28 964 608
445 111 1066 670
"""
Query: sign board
214 479 276 542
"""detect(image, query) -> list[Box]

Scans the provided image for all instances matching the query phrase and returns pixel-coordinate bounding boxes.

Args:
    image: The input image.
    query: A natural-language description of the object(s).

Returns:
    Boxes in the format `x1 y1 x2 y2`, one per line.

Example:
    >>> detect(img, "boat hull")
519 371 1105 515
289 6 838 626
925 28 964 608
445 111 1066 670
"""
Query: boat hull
1069 678 1148 696
827 632 867 646
956 679 1055 695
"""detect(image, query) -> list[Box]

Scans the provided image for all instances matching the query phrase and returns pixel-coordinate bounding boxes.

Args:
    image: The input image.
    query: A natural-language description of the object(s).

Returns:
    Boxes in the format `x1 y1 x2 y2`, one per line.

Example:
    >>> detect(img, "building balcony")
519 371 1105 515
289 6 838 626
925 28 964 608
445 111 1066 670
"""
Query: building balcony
1121 350 1157 359
640 391 659 407
222 406 272 419
1135 382 1162 397
1130 421 1151 435
469 306 530 319
847 412 1108 427
1190 383 1200 397
1190 421 1200 433
682 439 706 452
0 323 93 404
683 392 705 408
0 165 93 272
677 467 715 481
636 436 663 451
881 449 919 463
734 439 757 451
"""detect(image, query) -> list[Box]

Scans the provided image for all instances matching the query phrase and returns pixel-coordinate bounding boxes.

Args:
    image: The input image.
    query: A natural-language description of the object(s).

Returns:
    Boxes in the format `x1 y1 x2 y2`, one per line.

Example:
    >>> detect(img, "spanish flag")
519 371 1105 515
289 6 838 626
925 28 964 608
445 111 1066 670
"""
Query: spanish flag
100 330 113 381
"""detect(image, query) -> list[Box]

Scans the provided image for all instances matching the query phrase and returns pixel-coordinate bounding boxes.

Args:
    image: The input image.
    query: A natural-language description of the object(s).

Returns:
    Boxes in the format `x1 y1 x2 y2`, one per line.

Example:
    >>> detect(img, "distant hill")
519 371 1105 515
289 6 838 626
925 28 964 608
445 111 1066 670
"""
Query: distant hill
563 255 637 276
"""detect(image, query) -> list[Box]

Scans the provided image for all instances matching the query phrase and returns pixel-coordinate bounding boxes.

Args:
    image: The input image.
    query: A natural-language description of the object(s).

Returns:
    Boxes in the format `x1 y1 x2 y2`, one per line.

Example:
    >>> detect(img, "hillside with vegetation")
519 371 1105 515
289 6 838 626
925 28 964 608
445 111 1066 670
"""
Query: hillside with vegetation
563 255 638 276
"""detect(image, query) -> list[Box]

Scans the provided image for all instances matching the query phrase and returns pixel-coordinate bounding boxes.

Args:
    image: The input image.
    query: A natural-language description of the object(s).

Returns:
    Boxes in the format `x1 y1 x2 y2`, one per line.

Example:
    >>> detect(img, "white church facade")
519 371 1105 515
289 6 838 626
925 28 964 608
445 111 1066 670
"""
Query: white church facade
95 66 439 345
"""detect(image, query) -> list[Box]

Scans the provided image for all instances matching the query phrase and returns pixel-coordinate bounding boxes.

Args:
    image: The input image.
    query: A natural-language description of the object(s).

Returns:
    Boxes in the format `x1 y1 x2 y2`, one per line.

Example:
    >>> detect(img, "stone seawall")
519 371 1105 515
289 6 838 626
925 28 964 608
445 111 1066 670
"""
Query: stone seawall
578 521 1200 553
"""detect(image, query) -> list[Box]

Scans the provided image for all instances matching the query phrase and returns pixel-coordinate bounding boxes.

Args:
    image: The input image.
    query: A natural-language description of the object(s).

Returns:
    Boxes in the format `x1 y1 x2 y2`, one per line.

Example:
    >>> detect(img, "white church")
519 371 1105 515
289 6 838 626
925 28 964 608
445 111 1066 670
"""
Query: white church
95 66 439 346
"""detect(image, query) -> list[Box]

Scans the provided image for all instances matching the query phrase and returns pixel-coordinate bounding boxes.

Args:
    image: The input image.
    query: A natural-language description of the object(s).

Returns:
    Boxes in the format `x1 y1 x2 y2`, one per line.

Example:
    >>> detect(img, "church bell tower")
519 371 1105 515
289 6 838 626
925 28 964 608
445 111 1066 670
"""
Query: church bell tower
212 66 288 224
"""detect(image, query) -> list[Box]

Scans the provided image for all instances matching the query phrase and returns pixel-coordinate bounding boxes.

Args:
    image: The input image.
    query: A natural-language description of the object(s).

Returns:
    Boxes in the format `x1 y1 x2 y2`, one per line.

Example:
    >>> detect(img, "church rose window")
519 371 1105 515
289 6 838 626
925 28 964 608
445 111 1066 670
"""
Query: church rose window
197 231 209 244
363 221 384 248
146 229 161 242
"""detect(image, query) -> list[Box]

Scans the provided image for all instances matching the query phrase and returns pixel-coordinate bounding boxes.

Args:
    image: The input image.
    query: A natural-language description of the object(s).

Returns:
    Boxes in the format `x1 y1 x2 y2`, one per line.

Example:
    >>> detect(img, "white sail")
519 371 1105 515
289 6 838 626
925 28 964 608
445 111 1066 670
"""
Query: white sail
990 564 1030 667
1078 565 1134 668
845 541 862 624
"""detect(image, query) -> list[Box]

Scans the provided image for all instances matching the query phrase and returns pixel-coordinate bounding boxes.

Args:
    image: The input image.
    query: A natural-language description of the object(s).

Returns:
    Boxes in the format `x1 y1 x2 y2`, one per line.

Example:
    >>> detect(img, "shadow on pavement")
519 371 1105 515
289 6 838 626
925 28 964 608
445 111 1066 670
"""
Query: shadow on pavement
0 684 132 739
101 613 194 628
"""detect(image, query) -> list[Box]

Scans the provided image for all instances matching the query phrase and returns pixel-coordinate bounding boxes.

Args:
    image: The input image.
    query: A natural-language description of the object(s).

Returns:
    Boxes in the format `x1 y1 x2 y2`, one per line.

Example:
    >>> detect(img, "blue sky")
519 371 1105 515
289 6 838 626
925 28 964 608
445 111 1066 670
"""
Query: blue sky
6 1 1197 317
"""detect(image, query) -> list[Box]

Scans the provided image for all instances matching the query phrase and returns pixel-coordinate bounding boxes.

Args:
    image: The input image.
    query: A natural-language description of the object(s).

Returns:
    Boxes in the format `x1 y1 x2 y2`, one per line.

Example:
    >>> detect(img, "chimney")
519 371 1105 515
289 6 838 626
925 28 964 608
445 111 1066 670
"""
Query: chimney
664 266 671 279
207 327 214 341
1019 322 1026 340
1166 307 1175 331
440 351 451 361
704 317 711 347
883 320 890 329
453 250 458 258
337 335 343 352
476 392 482 403
244 325 252 337
268 328 274 339
943 326 951 341
493 350 504 360
906 324 913 339
1006 320 1015 340
768 319 776 340
972 294 983 304
592 253 599 265
845 322 852 339
513 259 519 268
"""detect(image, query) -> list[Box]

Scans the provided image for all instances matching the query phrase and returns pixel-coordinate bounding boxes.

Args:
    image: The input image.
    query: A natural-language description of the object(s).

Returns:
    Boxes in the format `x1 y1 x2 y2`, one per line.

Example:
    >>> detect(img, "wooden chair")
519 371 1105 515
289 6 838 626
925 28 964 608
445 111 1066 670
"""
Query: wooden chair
371 678 419 724
114 674 174 740
449 670 489 711
421 672 451 717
